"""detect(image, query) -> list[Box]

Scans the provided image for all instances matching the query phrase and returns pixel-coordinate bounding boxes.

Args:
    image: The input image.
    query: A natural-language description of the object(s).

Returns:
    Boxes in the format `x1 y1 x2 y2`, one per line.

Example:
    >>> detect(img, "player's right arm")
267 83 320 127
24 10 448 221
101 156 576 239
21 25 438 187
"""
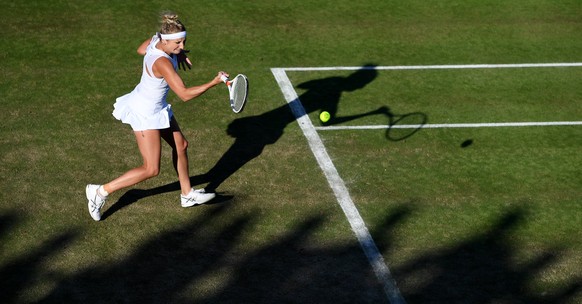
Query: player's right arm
153 57 226 102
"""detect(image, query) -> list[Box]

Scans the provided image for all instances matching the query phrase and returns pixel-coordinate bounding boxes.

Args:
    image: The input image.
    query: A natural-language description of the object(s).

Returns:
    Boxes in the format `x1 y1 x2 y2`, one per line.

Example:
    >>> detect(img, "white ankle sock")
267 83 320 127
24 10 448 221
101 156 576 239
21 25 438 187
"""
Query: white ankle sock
98 186 109 197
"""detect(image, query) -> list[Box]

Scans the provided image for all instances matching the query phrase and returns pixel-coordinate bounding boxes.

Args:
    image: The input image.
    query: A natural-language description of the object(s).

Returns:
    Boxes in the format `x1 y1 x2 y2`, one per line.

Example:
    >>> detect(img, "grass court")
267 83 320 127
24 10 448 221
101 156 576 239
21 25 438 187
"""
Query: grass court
1 1 581 303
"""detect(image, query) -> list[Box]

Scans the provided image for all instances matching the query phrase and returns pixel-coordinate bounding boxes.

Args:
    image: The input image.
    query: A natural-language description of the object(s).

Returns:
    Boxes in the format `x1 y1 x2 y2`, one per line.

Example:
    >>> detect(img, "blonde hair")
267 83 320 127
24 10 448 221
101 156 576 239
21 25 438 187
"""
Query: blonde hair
159 12 186 34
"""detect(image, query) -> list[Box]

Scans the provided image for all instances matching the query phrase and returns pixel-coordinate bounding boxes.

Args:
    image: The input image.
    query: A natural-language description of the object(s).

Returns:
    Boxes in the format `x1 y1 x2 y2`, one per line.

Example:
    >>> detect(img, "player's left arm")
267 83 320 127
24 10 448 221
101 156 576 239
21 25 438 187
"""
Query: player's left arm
137 37 152 56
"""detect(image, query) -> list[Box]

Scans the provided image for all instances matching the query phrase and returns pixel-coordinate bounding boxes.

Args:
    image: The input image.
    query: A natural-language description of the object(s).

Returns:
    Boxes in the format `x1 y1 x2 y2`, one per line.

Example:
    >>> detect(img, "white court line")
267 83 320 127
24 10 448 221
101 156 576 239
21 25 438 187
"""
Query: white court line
280 62 582 71
316 121 582 131
271 68 406 304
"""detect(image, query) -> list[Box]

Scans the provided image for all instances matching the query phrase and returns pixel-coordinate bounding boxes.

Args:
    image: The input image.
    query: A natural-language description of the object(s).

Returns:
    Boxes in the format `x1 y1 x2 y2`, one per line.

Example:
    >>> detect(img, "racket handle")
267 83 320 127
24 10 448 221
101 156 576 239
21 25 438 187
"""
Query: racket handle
220 74 229 83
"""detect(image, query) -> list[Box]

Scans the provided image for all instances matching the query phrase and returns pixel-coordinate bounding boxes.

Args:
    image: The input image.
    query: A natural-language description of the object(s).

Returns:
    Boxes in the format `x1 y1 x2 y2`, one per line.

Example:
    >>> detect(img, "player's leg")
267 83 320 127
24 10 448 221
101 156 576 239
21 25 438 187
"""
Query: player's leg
161 117 191 196
103 129 163 193
161 117 215 207
87 129 162 220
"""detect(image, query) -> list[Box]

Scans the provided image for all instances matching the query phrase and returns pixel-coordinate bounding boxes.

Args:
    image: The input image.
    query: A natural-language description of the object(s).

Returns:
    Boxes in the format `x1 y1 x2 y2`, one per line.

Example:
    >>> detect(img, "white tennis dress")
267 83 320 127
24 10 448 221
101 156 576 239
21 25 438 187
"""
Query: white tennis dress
113 35 178 131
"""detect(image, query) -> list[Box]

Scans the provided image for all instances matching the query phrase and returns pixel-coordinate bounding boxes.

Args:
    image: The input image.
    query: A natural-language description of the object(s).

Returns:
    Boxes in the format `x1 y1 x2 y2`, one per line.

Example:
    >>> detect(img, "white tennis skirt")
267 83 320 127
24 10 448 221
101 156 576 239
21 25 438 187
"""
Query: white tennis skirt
112 93 173 131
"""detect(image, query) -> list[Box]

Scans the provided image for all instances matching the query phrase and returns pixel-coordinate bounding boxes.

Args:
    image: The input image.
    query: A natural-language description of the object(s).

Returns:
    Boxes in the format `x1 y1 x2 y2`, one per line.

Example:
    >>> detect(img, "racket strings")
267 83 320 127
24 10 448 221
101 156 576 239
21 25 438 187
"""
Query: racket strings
231 76 248 113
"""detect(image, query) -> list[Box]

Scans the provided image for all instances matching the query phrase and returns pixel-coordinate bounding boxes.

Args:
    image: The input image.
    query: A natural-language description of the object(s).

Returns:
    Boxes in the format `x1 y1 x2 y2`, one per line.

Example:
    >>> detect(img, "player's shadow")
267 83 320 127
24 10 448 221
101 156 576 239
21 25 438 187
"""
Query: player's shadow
198 64 393 192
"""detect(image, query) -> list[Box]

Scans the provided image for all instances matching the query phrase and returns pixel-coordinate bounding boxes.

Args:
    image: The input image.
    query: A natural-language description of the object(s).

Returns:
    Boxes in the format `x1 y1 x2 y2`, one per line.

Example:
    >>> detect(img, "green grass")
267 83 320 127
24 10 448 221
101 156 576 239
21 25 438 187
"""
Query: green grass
1 0 581 303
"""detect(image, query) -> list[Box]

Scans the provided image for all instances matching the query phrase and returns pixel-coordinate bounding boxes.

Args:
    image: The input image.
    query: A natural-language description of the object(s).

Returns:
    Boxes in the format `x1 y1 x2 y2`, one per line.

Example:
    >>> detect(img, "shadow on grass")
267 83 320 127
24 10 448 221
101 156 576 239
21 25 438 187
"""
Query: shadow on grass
33 205 389 303
0 212 78 304
101 176 234 221
1 206 579 303
372 206 581 303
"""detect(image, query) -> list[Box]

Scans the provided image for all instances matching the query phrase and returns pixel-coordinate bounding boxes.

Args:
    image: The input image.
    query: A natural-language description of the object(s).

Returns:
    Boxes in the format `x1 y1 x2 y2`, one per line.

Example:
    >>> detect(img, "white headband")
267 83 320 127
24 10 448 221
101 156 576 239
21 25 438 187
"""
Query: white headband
160 31 187 40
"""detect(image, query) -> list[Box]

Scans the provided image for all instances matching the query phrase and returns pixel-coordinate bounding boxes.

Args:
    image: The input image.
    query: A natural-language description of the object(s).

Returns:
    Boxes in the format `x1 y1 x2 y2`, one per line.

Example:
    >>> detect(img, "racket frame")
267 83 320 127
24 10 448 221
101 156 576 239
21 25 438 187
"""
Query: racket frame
221 74 248 113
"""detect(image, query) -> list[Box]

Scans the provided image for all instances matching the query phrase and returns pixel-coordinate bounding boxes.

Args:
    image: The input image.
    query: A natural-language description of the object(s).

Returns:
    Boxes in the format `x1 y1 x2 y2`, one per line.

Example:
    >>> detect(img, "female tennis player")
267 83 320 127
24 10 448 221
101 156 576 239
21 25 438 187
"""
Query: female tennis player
86 12 228 221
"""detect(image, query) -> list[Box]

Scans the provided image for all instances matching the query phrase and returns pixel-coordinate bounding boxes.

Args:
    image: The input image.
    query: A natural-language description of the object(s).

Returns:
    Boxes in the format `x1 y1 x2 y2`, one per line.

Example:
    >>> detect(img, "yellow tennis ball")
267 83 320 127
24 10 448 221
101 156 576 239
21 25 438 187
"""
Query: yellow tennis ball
319 111 330 123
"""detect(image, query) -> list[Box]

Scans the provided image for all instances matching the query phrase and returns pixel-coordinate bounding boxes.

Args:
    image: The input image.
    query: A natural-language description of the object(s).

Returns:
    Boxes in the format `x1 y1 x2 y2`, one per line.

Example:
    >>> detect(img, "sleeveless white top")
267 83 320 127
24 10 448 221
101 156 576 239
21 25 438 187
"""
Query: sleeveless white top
112 35 178 131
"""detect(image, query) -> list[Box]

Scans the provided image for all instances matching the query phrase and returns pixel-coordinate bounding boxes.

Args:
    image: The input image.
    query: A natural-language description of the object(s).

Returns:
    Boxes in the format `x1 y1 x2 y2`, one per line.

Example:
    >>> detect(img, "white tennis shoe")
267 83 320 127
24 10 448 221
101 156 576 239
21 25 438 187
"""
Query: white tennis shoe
86 184 107 221
181 188 215 207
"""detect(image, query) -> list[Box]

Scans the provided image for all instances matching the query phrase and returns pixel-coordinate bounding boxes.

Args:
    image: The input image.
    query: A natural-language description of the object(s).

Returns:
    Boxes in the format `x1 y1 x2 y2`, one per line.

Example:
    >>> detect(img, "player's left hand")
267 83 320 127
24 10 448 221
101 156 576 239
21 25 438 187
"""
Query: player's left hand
177 49 192 70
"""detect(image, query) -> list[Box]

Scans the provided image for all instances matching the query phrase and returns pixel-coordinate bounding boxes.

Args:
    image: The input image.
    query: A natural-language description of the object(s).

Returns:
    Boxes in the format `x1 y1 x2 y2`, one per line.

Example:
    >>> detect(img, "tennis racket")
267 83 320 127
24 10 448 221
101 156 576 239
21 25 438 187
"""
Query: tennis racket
221 74 249 113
